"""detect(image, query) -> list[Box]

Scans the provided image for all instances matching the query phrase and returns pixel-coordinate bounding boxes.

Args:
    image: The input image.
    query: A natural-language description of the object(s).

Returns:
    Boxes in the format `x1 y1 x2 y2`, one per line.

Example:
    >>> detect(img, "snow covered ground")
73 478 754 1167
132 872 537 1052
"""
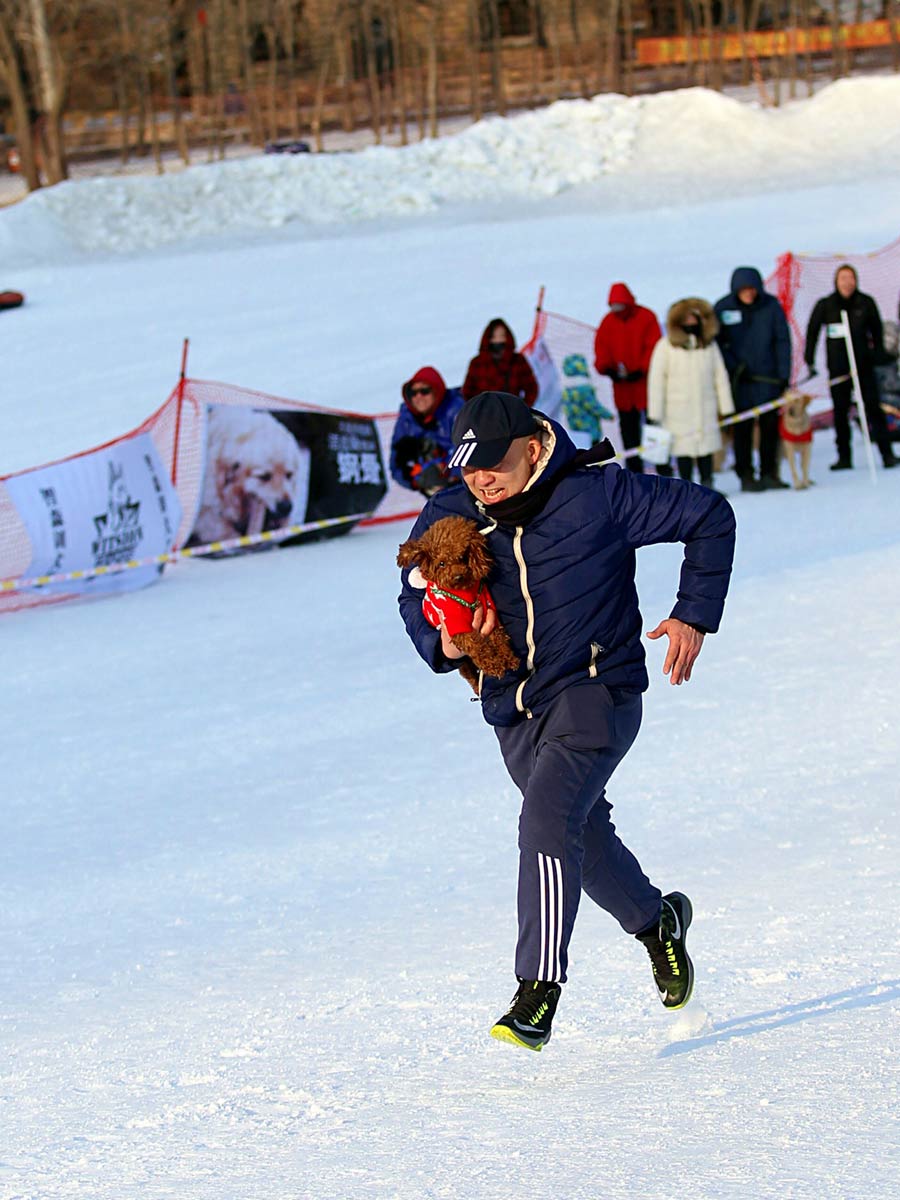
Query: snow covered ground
2 78 900 1200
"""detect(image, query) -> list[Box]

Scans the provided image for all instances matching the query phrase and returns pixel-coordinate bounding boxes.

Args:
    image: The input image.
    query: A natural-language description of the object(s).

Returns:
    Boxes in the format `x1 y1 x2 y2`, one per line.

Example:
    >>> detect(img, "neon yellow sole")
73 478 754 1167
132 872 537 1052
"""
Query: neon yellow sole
490 1024 544 1051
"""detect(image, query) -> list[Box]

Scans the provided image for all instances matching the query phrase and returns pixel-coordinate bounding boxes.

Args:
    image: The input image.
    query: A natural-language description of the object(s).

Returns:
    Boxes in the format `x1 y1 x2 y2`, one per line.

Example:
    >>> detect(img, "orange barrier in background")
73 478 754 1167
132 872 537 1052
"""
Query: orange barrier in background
637 19 900 65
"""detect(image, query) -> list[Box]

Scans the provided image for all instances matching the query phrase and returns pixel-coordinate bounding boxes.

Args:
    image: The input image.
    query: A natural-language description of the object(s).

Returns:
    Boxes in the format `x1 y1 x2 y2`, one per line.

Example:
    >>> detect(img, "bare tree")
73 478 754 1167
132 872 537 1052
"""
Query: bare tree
0 2 41 188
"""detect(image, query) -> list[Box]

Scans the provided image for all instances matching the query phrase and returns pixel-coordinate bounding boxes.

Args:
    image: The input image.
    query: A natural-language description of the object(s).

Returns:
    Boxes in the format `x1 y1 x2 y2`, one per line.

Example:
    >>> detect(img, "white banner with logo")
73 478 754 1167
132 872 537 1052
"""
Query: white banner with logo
5 433 181 597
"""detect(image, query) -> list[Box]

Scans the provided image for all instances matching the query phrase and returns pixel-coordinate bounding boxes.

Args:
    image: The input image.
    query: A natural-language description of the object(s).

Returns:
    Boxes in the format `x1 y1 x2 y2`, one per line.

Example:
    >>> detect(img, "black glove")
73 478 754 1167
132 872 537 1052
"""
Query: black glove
416 462 449 496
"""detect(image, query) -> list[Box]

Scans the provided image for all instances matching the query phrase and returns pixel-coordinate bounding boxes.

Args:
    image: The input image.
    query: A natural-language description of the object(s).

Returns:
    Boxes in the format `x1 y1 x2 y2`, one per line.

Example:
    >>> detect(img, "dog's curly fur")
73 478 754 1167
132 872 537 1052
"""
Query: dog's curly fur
397 515 520 693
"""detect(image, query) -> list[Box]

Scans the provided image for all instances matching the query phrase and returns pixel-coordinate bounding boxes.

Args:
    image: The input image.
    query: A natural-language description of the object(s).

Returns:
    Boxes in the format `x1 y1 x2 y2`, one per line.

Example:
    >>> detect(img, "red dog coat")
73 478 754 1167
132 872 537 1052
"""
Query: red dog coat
779 413 813 444
423 580 496 637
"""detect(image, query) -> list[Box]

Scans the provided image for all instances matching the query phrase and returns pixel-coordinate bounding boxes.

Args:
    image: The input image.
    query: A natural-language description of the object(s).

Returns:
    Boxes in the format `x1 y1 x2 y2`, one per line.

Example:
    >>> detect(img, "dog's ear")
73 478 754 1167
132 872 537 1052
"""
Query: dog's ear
398 539 434 576
397 538 421 570
465 534 493 581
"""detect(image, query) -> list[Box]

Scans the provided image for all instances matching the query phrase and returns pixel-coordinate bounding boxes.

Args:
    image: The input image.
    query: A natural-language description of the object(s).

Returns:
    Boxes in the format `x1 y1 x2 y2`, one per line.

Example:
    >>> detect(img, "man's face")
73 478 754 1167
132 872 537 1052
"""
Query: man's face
737 286 757 306
461 436 541 505
836 268 857 299
408 381 435 416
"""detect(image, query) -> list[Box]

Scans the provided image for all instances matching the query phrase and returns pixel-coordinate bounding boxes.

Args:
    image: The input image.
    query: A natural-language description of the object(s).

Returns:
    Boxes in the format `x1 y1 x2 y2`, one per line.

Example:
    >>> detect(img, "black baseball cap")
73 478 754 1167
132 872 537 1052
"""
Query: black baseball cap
448 391 539 470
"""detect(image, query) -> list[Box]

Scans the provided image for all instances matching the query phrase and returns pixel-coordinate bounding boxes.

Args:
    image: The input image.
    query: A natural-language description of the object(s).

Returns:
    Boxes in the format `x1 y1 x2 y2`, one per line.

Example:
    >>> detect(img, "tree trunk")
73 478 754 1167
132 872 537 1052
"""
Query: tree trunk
336 33 355 132
362 1 383 144
485 0 507 115
163 9 191 165
830 0 842 78
548 0 562 100
280 0 301 136
606 0 621 93
0 13 41 190
569 0 589 97
29 0 67 182
311 33 333 152
467 0 483 120
389 0 409 144
533 0 546 105
622 0 634 94
264 20 279 142
787 0 798 99
238 0 264 144
736 0 750 86
425 16 438 137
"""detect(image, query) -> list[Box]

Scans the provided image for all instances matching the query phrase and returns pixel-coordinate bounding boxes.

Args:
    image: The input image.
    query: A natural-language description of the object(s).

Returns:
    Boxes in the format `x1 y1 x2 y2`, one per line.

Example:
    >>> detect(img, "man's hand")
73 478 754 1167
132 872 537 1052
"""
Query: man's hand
440 603 497 660
646 617 705 685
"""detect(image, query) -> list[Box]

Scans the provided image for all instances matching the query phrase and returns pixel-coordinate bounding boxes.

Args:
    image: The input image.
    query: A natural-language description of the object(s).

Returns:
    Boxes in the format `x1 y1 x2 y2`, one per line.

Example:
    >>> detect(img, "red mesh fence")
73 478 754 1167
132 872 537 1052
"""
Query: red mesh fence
0 377 416 615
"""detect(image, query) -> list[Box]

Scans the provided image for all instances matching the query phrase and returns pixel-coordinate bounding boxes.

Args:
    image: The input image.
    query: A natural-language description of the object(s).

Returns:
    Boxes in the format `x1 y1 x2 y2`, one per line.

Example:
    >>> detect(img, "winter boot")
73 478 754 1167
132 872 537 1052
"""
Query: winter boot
830 457 853 471
635 891 694 1010
490 979 561 1051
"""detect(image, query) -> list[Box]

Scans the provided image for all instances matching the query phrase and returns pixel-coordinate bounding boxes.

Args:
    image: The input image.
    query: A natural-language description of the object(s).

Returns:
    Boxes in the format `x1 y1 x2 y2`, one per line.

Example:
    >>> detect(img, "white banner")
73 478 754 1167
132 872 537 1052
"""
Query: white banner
524 336 564 420
5 434 181 597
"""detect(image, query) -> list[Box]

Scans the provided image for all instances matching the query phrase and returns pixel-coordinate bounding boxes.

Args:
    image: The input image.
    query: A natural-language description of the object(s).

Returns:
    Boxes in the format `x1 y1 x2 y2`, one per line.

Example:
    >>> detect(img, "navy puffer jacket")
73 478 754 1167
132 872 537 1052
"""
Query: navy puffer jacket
714 267 792 411
398 417 736 728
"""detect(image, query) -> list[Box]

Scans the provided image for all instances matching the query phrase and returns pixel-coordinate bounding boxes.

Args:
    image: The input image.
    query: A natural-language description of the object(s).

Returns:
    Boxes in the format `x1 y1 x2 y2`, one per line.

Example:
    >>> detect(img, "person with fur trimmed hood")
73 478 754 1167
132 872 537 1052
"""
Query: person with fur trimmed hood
714 266 791 491
462 318 538 407
804 264 899 471
647 299 734 488
390 366 465 495
593 282 661 472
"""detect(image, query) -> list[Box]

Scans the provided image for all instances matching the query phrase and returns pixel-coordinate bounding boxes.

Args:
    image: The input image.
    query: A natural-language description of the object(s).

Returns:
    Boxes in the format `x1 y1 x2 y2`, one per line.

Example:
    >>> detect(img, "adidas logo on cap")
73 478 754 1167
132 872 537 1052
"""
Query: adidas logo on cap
462 428 476 439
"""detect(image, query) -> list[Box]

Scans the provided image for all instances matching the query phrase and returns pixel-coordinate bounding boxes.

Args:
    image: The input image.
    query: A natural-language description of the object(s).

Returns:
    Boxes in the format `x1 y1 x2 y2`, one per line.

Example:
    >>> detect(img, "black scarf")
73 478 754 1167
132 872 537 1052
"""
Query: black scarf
475 438 615 526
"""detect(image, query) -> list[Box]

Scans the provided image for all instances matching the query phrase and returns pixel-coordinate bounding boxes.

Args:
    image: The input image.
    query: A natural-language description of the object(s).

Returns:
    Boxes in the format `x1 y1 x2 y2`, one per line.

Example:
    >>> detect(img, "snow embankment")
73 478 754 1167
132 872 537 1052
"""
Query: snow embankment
2 75 900 265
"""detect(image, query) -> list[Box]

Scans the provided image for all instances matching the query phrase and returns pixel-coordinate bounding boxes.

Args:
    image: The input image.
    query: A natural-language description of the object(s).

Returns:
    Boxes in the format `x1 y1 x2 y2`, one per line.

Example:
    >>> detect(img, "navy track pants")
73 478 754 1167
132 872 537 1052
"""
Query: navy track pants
495 683 661 983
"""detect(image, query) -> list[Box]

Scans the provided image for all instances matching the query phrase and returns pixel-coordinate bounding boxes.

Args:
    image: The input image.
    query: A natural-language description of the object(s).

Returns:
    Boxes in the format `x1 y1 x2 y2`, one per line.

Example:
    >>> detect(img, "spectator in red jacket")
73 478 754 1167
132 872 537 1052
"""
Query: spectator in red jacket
462 318 539 407
593 283 662 472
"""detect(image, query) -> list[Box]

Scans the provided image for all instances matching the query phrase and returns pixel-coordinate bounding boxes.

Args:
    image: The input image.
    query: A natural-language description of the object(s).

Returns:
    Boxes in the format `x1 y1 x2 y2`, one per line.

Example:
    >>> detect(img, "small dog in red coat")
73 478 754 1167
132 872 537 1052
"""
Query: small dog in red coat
779 390 814 489
397 515 520 694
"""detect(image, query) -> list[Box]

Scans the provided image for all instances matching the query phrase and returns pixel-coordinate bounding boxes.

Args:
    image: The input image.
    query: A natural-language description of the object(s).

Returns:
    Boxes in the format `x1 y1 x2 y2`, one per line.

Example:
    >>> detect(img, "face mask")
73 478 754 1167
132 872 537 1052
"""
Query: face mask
489 342 506 358
610 303 627 313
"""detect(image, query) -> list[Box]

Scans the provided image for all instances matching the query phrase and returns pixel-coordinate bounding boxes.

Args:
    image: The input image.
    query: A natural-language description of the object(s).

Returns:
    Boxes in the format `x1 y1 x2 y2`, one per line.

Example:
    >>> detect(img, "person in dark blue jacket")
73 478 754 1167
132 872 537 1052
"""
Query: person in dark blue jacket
714 266 792 491
398 391 736 1051
389 366 465 496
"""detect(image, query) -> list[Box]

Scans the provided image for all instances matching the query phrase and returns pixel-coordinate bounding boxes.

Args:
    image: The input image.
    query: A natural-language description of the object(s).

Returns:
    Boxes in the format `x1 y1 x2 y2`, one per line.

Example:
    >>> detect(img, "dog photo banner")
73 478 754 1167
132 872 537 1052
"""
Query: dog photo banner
4 434 181 598
186 403 387 553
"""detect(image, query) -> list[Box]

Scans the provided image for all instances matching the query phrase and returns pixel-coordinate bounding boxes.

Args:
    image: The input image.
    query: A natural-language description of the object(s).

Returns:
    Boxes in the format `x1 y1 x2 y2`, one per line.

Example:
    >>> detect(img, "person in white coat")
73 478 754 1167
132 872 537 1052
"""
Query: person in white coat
647 298 735 487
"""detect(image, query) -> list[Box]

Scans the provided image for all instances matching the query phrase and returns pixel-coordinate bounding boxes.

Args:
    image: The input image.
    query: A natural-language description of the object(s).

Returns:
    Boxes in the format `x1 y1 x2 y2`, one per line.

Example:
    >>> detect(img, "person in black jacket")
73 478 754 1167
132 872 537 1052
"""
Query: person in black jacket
805 264 899 470
714 266 792 491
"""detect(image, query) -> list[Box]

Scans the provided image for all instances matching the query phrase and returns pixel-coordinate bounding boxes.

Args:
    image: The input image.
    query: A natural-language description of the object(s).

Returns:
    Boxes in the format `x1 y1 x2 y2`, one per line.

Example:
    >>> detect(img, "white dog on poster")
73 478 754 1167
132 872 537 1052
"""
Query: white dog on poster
191 406 311 546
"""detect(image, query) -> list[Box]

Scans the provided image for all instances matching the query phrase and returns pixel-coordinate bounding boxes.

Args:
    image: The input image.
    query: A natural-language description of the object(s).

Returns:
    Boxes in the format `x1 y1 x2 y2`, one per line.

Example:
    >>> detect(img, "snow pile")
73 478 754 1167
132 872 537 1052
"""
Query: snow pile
3 75 900 264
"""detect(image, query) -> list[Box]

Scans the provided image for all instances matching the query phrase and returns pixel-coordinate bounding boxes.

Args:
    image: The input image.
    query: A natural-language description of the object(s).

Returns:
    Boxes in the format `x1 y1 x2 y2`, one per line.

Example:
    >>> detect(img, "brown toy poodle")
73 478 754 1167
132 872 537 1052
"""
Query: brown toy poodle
397 515 520 694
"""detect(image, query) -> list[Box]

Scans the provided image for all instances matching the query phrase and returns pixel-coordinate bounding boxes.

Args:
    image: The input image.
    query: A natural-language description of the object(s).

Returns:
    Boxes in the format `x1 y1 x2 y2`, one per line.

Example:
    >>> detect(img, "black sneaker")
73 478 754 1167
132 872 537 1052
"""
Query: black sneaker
490 979 561 1051
635 891 694 1010
830 458 853 471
